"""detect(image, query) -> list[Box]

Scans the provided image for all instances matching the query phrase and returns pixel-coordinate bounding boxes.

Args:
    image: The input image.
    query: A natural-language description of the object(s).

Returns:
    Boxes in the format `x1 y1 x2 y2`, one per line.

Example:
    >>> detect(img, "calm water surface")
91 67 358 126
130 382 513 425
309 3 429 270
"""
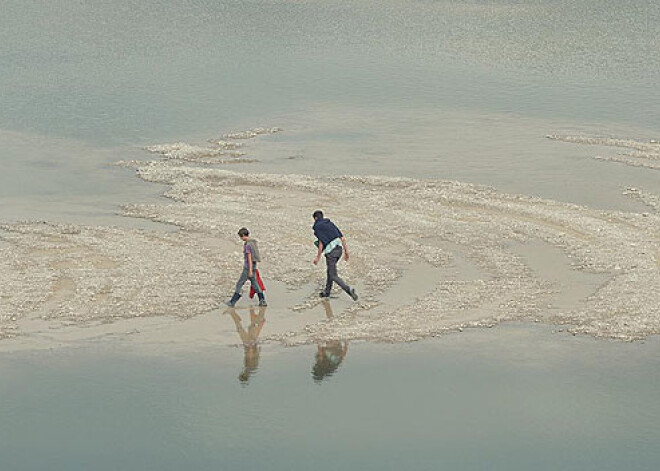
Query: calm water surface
1 325 659 470
1 0 659 220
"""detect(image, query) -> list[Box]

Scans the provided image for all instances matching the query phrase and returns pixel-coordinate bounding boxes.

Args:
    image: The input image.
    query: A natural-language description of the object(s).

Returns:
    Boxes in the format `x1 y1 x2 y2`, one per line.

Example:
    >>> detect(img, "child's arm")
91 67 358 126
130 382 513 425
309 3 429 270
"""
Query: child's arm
313 241 324 265
247 251 254 277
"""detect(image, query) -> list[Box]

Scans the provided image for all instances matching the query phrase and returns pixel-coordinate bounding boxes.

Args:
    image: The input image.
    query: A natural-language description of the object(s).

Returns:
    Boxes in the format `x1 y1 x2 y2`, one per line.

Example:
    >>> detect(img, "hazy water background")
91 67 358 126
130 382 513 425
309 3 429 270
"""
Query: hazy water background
1 0 659 223
1 326 659 471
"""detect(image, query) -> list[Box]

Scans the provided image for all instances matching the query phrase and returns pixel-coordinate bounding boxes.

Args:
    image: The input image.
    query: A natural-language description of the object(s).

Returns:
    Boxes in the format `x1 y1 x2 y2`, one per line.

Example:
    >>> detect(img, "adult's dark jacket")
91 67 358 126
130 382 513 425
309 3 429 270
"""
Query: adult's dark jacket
313 218 343 247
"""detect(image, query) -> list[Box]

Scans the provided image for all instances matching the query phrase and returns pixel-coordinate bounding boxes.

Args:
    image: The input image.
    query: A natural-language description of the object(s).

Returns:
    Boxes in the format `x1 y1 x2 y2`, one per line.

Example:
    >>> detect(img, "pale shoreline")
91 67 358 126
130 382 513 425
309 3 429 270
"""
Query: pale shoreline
1 130 659 352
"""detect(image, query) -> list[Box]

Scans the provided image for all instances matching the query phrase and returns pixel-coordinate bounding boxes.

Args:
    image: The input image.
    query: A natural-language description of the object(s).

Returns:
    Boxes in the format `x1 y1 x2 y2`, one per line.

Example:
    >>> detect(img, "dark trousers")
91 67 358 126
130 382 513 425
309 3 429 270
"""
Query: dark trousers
234 263 263 295
324 246 351 295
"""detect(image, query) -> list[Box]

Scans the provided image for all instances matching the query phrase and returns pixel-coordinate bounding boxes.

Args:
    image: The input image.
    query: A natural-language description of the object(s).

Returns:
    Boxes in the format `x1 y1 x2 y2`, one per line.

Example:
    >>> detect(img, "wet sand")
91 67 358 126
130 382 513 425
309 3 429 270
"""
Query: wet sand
1 130 659 351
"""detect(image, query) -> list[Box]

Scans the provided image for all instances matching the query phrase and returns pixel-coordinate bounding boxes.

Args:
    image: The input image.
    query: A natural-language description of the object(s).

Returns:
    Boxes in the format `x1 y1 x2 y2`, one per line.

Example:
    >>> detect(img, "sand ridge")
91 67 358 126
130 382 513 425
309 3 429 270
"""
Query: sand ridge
1 130 659 346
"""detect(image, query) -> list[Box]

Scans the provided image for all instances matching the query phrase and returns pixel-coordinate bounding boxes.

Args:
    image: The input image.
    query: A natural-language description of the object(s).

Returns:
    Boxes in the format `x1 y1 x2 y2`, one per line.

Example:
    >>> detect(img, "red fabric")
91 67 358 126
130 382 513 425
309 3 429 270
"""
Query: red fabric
249 269 266 298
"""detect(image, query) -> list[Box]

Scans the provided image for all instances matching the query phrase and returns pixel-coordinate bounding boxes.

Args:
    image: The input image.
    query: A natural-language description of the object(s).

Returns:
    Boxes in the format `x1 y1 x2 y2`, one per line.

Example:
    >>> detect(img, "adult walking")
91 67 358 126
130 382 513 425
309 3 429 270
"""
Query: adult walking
312 210 358 301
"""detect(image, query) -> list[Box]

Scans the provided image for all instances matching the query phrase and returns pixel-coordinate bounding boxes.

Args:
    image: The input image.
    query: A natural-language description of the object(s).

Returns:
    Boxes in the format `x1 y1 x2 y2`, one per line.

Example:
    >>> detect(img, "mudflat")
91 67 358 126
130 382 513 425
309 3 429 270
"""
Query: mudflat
2 130 659 352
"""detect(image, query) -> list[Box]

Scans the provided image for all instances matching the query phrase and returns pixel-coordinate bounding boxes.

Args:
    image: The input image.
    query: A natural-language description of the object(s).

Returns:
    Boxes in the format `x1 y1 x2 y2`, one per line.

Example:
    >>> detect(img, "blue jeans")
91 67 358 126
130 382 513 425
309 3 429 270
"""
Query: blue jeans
234 263 262 295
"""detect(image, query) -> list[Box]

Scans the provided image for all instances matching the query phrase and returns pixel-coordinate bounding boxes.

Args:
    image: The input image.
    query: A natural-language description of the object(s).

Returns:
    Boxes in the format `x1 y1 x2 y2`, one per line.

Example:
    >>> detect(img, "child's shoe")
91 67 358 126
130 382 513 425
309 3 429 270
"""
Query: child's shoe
225 292 241 307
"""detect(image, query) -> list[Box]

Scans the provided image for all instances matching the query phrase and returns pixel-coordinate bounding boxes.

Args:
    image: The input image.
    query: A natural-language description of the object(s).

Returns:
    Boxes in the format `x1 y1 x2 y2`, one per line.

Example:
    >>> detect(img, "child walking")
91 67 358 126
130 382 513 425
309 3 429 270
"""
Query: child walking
225 227 267 307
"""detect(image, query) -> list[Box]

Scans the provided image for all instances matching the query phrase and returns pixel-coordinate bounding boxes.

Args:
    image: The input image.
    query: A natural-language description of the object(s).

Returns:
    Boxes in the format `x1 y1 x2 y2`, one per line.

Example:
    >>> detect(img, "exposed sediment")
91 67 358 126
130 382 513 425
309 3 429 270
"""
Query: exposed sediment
547 135 660 170
220 127 282 140
143 142 251 164
0 222 235 340
623 187 660 214
1 131 659 345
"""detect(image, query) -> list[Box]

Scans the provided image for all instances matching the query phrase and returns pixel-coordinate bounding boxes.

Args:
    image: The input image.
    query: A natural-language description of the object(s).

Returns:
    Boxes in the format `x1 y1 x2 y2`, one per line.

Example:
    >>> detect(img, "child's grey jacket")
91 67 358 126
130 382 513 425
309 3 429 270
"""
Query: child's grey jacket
246 239 262 263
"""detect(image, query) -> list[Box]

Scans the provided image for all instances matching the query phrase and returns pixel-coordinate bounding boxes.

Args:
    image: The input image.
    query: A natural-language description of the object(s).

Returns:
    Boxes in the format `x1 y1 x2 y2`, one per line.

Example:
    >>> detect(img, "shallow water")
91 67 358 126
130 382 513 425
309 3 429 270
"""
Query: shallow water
1 325 659 471
1 3 660 462
1 0 659 222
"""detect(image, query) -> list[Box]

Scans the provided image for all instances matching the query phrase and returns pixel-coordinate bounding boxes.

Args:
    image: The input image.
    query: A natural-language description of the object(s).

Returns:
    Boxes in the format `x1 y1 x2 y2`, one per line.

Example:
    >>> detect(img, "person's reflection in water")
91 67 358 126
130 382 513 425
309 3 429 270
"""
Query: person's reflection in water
312 299 349 383
226 305 267 385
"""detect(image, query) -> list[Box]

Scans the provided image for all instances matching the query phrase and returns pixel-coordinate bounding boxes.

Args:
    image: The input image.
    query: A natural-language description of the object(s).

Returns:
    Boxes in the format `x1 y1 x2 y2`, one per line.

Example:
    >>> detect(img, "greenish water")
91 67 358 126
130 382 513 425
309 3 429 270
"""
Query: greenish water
1 326 659 471
2 4 660 467
1 0 659 221
2 0 658 144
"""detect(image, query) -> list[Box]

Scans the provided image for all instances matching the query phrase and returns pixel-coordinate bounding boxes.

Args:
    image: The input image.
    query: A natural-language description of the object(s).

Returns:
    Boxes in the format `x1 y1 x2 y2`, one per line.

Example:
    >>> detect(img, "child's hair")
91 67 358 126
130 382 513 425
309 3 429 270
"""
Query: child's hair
313 210 324 220
238 227 249 237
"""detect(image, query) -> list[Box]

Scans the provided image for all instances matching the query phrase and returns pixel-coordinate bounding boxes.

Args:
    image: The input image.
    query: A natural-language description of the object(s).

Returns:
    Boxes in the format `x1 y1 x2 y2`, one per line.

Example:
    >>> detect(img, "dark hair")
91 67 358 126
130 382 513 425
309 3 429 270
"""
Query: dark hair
312 210 324 220
238 227 249 237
